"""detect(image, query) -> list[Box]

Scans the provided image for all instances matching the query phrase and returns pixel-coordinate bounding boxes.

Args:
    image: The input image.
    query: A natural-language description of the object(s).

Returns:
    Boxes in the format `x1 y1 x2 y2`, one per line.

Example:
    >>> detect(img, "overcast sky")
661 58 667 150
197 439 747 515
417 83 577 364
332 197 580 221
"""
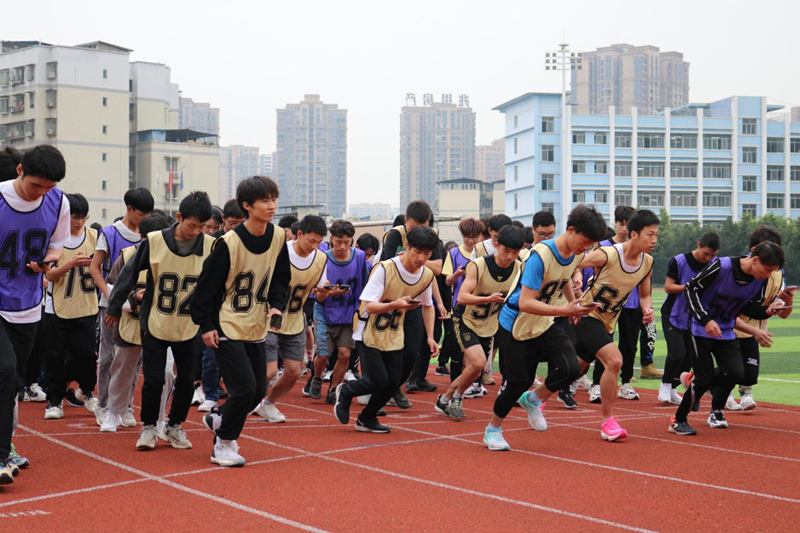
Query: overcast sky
21 0 800 207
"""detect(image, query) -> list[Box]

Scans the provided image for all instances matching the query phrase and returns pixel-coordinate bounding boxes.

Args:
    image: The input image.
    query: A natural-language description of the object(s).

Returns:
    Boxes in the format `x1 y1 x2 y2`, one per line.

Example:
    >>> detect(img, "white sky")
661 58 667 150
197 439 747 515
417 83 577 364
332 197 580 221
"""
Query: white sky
20 0 800 207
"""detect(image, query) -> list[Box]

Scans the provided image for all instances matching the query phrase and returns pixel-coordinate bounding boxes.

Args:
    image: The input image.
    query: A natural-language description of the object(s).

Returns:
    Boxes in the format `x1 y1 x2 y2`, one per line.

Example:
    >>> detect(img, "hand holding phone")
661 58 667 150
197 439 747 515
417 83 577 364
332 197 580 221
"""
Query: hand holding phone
269 313 283 330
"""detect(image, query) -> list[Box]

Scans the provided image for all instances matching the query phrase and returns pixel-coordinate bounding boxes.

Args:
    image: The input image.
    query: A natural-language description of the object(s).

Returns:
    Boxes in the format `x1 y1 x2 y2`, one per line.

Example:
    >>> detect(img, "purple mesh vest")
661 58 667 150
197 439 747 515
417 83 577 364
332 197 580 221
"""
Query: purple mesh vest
667 253 713 330
690 257 766 340
0 188 63 312
449 246 472 308
323 247 366 325
101 225 140 277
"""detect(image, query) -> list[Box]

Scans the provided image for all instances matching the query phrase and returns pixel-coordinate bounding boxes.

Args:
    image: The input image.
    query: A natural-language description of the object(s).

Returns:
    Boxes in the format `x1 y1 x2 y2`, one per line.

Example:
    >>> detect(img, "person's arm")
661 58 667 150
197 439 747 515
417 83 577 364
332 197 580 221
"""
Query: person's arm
423 300 439 357
426 259 442 277
46 252 92 282
430 275 447 319
685 260 722 337
380 230 402 261
105 254 126 286
639 269 654 323
734 317 773 347
663 258 683 294
29 197 70 273
90 237 109 300
266 241 291 314
106 240 150 320
191 239 231 338
516 253 592 318
456 262 503 307
577 249 609 270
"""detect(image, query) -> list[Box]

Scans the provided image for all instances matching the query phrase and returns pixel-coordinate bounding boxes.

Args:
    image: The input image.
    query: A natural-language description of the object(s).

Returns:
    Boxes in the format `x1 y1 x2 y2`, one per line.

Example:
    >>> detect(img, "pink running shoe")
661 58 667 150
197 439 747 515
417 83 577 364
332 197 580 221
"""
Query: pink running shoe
680 371 695 391
600 417 628 441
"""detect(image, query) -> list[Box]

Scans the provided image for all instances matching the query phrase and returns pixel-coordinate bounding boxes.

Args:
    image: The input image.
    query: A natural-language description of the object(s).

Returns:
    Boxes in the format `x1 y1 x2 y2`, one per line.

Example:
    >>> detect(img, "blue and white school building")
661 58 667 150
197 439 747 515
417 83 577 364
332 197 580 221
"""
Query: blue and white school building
495 93 800 228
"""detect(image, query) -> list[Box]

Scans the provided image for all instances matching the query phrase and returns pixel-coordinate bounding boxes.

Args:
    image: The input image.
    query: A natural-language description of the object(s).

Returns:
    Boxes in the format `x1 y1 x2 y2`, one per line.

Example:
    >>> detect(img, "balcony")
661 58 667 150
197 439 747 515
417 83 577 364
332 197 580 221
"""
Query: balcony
46 118 57 136
10 95 25 113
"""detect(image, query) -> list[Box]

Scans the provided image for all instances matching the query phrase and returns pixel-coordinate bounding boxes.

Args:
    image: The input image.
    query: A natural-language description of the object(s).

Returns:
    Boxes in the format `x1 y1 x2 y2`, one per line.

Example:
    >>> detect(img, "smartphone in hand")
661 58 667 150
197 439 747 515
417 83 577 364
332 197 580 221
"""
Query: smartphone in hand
269 314 283 330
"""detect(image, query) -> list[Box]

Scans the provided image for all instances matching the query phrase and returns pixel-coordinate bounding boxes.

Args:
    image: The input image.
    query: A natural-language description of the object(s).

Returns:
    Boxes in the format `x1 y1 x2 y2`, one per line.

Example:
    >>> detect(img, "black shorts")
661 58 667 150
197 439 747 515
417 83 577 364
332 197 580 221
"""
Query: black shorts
575 316 615 364
499 322 576 387
554 316 577 345
303 299 315 327
453 317 492 354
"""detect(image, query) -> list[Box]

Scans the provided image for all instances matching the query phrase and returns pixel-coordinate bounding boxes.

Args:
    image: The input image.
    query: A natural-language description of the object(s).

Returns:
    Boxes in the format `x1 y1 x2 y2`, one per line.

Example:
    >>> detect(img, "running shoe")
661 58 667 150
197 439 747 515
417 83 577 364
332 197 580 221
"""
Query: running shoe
121 408 137 427
334 384 352 424
24 383 47 402
435 366 450 376
577 374 593 391
725 395 742 411
740 394 757 411
309 377 323 399
387 389 412 409
212 438 246 467
8 444 29 469
344 370 358 382
707 410 729 429
668 416 697 436
558 389 578 409
658 383 673 404
65 388 85 407
448 397 465 419
44 402 64 420
325 388 336 405
256 401 286 423
356 417 390 433
202 407 222 434
518 391 547 431
480 373 496 386
159 423 193 449
434 395 450 416
669 388 683 404
483 427 510 451
191 384 204 406
414 379 438 393
322 370 332 383
302 378 313 397
600 417 627 441
618 383 640 401
463 383 486 399
589 384 602 404
569 380 579 396
0 459 15 485
100 412 121 433
136 425 158 450
198 399 218 412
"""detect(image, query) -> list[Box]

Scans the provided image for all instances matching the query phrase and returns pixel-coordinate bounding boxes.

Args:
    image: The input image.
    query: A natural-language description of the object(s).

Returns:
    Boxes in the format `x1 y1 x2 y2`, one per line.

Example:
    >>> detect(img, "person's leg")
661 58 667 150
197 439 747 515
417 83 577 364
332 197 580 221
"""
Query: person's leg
440 318 458 375
361 349 402 423
166 337 201 426
738 337 760 406
107 344 142 416
72 315 99 397
674 336 716 423
339 343 391 418
24 322 45 389
592 358 605 385
96 308 116 409
139 334 169 427
617 308 639 385
44 313 67 406
200 346 220 403
661 315 687 388
488 329 536 429
709 340 745 413
216 340 258 441
532 325 581 403
327 324 354 390
0 320 19 460
400 308 423 386
267 332 305 402
594 343 623 419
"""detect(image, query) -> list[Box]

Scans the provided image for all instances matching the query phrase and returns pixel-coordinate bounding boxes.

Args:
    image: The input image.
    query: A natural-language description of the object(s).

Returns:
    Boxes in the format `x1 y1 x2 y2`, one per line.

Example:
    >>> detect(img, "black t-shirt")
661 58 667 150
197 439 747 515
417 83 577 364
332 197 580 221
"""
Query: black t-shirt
380 228 443 262
662 252 708 317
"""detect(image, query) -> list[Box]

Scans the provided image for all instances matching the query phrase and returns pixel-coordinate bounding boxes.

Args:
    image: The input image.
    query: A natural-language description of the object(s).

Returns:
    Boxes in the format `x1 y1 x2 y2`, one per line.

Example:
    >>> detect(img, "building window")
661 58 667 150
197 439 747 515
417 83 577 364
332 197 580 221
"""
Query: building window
102 125 108 134
703 134 731 151
514 137 518 154
572 191 586 203
102 97 108 107
541 117 554 133
671 191 697 207
102 153 107 162
792 194 800 210
27 91 34 109
541 202 554 213
670 133 697 149
101 208 108 219
637 132 665 149
514 165 518 182
742 147 758 164
614 161 632 177
45 118 56 136
514 193 518 210
767 138 784 153
513 115 518 128
742 118 757 135
615 191 632 206
614 132 632 148
595 190 608 203
572 161 586 174
101 180 107 191
595 161 608 174
791 166 800 181
541 174 554 191
742 204 757 217
637 190 665 207
742 176 757 192
46 62 57 80
703 192 732 208
46 89 56 108
595 132 608 145
671 162 697 178
103 69 108 79
767 193 784 209
572 131 586 144
541 145 554 162
791 138 800 153
767 165 785 181
703 163 731 179
638 162 665 178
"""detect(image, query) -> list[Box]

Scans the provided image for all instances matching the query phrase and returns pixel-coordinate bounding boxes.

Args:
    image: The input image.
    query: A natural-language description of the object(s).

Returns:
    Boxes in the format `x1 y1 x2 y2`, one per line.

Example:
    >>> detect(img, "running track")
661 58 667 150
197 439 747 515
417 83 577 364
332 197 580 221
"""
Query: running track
3 375 800 532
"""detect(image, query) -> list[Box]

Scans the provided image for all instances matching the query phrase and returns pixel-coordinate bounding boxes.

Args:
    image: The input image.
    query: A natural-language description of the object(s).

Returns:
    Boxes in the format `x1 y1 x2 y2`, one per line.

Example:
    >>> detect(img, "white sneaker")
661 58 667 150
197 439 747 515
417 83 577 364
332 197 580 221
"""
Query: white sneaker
577 374 593 391
29 383 47 401
618 383 640 400
212 438 246 467
121 408 137 427
357 394 370 405
198 400 218 412
159 423 192 449
658 383 672 403
569 380 579 396
345 370 357 382
740 394 757 411
23 385 46 402
94 406 107 427
44 403 64 420
75 388 90 402
519 392 547 432
100 412 121 433
589 384 602 403
483 428 510 451
669 388 683 405
255 401 287 423
136 425 158 450
84 396 99 414
725 395 742 411
463 383 484 399
191 386 205 406
322 370 332 383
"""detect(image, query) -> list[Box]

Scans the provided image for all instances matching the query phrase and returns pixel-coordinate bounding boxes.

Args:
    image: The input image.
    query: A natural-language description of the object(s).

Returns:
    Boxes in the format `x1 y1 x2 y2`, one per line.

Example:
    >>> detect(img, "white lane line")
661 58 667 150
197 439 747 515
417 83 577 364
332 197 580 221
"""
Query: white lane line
0 479 149 509
16 424 330 533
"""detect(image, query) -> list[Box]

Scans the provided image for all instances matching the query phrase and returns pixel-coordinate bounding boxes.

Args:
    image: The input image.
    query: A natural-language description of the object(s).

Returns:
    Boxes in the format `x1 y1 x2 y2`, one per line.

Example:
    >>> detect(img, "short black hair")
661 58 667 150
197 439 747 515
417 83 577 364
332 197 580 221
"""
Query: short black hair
290 221 300 236
21 144 66 183
236 176 279 218
523 227 534 245
444 240 457 251
123 187 154 213
511 220 525 229
532 210 556 229
330 219 355 239
138 212 171 237
0 146 22 182
614 205 636 223
278 214 298 229
405 200 432 225
567 205 608 242
211 207 223 226
479 217 491 239
298 215 327 237
406 225 438 252
67 193 89 218
392 214 406 227
751 241 785 268
497 225 525 250
458 218 484 238
627 209 660 236
749 225 781 248
487 214 512 232
698 232 721 250
222 199 245 220
90 222 103 231
356 233 379 253
178 191 212 223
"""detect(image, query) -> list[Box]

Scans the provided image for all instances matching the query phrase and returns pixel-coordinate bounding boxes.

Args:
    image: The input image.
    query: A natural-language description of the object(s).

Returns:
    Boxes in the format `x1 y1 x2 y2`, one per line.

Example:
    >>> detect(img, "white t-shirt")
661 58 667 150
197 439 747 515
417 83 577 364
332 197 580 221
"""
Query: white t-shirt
45 231 90 315
0 181 71 323
472 238 497 259
613 243 644 273
353 256 433 341
287 241 328 287
96 220 140 307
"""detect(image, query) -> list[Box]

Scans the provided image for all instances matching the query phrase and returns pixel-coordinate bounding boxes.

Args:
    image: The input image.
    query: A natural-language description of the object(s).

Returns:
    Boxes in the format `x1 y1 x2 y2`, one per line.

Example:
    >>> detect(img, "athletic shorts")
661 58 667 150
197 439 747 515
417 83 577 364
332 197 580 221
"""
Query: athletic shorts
498 322 576 387
553 316 577 345
327 323 355 352
265 330 306 363
453 317 492 354
303 299 315 327
574 316 615 364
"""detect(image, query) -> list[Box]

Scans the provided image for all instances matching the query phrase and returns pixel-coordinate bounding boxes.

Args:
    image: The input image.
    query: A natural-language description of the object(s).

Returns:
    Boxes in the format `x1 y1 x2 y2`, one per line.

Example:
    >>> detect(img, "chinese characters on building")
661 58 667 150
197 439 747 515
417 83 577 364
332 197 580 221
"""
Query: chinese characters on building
405 93 470 107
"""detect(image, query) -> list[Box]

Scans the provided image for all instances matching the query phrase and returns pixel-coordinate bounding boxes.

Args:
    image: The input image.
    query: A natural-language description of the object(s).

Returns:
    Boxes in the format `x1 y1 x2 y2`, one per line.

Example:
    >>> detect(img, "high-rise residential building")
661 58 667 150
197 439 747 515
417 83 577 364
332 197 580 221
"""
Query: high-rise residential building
219 145 260 202
400 99 476 209
476 138 505 183
347 202 393 220
0 40 219 221
496 92 800 229
571 44 690 115
179 97 219 136
259 153 273 177
275 94 347 217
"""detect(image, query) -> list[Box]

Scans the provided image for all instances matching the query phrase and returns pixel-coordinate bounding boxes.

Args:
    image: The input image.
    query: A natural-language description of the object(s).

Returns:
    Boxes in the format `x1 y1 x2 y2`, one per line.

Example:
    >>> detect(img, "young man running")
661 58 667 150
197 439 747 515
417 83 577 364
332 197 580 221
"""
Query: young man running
192 176 290 466
335 226 439 433
483 206 605 450
575 209 659 441
0 145 70 484
436 225 522 420
106 192 214 451
659 232 720 404
671 242 784 435
472 214 512 258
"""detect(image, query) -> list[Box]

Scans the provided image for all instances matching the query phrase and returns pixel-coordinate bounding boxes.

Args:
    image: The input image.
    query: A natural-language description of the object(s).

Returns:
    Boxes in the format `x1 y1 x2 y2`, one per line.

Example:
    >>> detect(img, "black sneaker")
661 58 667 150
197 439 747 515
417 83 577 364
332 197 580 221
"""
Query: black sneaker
356 417 390 433
707 410 729 429
435 366 450 376
389 389 412 409
376 407 387 416
669 418 697 436
309 377 323 400
325 388 336 405
434 395 449 415
691 397 701 412
65 388 85 407
405 380 419 393
558 389 578 409
302 378 312 397
415 379 438 393
333 384 352 424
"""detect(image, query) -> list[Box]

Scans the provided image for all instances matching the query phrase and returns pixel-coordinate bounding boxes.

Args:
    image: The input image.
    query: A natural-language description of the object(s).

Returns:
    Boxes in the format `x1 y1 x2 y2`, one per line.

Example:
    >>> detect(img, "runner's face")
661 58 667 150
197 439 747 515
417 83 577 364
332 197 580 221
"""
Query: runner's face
495 245 520 267
18 175 56 202
331 235 352 260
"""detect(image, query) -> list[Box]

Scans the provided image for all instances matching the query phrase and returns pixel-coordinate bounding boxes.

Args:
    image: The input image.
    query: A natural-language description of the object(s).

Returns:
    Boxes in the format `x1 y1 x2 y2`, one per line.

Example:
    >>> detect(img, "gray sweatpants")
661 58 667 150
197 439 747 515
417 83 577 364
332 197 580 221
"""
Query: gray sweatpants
107 344 142 417
96 308 115 409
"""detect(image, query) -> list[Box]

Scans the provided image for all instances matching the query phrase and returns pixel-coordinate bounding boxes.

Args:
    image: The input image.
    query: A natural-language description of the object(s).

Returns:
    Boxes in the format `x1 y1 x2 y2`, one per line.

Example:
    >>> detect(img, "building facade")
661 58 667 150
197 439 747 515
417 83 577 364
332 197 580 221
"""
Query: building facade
259 153 273 177
400 100 476 210
219 145 260 202
179 97 219 136
571 44 690 116
347 202 393 220
437 178 504 242
275 95 347 217
476 138 504 183
496 92 800 229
